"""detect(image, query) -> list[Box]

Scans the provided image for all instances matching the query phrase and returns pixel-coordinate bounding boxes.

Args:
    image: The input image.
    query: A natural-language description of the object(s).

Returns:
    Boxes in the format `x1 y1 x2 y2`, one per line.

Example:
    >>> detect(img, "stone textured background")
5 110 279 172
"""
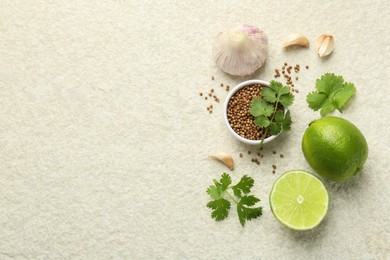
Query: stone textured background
1 0 389 259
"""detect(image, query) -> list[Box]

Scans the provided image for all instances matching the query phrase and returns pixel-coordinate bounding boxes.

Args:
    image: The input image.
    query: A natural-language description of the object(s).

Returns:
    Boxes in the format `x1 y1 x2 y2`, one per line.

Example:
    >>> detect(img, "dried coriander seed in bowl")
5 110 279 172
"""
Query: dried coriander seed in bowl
223 80 286 145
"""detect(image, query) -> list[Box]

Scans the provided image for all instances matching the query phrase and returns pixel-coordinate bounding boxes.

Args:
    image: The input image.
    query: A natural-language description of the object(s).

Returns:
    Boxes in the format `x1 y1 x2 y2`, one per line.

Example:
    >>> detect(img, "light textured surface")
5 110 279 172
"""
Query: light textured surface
1 0 390 259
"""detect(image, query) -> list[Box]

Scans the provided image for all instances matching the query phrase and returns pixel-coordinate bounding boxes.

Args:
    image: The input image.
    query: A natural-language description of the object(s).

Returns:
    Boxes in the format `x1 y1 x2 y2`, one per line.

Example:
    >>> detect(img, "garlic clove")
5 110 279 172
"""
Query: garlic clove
213 24 268 76
316 34 334 57
282 34 310 49
209 152 234 170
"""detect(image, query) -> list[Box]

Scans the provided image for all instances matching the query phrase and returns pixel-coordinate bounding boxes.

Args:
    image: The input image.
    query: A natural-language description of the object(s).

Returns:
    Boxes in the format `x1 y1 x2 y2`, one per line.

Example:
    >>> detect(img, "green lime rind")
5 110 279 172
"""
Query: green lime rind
302 116 368 182
269 170 329 231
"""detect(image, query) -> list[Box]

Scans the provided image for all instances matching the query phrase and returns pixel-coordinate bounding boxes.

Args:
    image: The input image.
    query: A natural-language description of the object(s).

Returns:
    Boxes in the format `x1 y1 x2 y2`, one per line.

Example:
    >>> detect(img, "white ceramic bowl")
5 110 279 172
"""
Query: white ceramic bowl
223 79 281 145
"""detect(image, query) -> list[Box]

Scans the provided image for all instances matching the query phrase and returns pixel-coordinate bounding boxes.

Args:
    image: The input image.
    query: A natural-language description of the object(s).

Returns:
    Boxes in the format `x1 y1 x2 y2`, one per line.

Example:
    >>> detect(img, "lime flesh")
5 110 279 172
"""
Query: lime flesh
269 170 329 231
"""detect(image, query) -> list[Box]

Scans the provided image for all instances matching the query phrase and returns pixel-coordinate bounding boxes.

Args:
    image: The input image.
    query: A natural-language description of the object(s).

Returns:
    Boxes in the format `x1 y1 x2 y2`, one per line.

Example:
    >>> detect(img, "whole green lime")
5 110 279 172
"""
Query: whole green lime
302 116 368 182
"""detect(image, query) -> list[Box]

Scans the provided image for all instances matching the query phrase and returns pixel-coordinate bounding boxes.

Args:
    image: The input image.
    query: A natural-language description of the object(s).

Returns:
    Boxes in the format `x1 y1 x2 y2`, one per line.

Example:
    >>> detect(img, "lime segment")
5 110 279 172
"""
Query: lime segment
269 170 329 230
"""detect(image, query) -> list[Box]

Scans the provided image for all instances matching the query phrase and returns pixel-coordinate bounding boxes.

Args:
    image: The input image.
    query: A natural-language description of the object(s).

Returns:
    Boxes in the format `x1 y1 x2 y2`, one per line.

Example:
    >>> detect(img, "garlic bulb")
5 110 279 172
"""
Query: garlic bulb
316 34 334 57
209 152 234 170
213 25 268 76
283 34 310 49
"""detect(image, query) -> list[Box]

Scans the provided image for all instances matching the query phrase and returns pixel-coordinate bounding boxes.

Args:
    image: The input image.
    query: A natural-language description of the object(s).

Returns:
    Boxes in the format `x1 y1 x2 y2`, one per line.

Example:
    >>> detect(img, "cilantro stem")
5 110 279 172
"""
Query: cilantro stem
225 190 239 204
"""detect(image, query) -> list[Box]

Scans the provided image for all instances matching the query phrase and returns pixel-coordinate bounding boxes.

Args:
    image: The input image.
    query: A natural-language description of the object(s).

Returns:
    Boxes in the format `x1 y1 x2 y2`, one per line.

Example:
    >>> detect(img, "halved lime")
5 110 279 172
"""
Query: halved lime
269 170 329 231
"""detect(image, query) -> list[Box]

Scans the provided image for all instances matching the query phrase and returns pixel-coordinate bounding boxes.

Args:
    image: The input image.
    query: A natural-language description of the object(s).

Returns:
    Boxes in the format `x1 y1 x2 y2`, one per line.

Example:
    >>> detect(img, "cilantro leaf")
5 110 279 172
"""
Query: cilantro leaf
254 115 270 128
269 80 290 95
231 175 254 198
249 98 274 117
261 88 277 103
282 110 292 131
274 110 284 124
316 73 344 93
334 82 356 109
279 93 294 107
219 172 231 190
237 196 263 227
206 185 221 200
207 198 231 221
320 102 337 117
269 122 282 135
240 195 260 206
306 73 356 116
307 92 327 110
206 174 262 227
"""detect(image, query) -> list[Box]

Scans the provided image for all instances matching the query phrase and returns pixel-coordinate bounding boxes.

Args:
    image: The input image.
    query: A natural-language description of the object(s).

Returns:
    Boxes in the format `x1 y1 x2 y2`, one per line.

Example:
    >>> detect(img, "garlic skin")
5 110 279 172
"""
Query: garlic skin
213 25 268 76
283 34 310 49
316 34 334 57
209 152 234 170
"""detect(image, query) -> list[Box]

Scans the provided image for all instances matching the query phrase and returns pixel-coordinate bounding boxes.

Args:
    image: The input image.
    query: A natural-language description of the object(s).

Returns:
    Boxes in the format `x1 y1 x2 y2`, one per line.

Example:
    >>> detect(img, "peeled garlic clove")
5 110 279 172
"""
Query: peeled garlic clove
209 152 234 170
316 34 334 57
213 24 268 76
282 34 310 49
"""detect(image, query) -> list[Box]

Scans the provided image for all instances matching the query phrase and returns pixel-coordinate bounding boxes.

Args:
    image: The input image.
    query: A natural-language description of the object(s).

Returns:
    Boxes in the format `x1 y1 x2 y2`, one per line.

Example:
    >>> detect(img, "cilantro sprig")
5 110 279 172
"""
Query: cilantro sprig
307 73 356 116
248 81 294 145
206 173 262 227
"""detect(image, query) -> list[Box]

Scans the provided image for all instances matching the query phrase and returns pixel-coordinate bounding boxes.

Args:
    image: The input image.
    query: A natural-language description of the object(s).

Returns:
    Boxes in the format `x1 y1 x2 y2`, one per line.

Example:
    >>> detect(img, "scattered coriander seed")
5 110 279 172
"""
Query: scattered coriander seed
260 147 263 150
272 151 276 154
256 161 260 165
212 76 215 80
199 92 203 96
210 105 213 109
211 89 214 93
295 89 299 93
248 151 251 155
272 170 276 174
239 153 243 158
205 97 208 100
251 158 255 162
260 154 264 158
257 152 260 156
280 154 284 158
295 77 298 81
284 62 287 66
208 93 212 97
220 83 224 87
306 65 309 69
209 110 212 114
272 165 277 169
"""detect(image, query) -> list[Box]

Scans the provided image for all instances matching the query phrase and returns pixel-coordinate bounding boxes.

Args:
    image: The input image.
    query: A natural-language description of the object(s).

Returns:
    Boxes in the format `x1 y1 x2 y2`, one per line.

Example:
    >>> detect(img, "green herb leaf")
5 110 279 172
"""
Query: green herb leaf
237 196 263 227
261 88 277 103
306 73 356 116
219 172 231 190
274 110 284 124
269 122 282 135
231 175 254 198
207 198 231 221
334 82 356 109
249 98 274 117
279 93 294 107
240 195 260 206
206 174 262 227
206 185 221 200
307 92 327 110
269 80 290 96
282 110 292 131
254 115 270 128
